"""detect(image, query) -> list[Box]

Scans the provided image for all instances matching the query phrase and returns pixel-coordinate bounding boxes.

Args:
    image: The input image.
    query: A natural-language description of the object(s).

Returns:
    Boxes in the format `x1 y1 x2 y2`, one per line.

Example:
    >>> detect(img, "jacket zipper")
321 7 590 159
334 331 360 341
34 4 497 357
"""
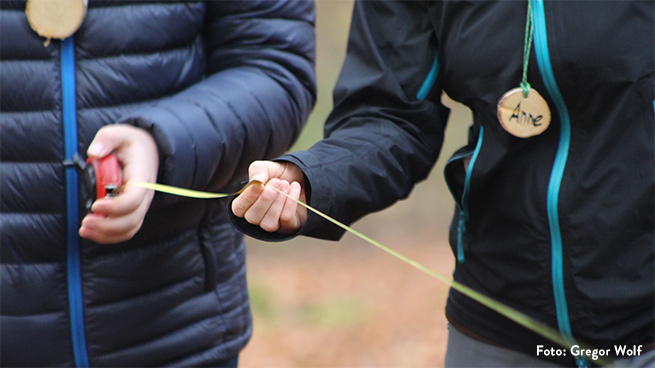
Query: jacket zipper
532 1 587 367
416 49 439 101
454 128 484 263
417 48 485 264
62 36 90 368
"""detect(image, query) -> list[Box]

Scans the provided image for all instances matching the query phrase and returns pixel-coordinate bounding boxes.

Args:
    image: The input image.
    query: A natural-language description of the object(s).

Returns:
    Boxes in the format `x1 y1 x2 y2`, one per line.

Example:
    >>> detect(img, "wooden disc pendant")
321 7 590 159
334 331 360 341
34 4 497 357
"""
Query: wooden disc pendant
26 0 87 44
497 87 551 138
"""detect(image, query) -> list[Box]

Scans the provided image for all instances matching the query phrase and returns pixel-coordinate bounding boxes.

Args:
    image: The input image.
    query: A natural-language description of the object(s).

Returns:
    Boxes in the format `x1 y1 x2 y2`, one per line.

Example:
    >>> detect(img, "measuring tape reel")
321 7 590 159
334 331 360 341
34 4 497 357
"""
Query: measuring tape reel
69 153 122 211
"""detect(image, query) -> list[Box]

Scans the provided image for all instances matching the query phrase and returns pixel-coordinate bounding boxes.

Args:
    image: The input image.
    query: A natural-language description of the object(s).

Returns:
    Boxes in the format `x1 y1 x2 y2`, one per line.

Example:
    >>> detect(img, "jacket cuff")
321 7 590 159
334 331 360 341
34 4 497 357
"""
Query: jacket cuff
276 153 346 241
229 213 300 242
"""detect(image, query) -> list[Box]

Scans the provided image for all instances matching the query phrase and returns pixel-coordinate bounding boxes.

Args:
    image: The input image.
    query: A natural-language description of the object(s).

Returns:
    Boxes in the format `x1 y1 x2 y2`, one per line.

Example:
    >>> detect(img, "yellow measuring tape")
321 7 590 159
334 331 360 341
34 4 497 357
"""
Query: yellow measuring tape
128 180 261 199
128 180 611 366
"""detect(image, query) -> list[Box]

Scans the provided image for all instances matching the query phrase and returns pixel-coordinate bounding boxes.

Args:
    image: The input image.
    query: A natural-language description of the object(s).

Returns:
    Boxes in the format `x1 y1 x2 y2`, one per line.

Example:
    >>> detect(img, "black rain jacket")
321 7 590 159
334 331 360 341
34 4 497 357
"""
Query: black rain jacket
235 0 654 366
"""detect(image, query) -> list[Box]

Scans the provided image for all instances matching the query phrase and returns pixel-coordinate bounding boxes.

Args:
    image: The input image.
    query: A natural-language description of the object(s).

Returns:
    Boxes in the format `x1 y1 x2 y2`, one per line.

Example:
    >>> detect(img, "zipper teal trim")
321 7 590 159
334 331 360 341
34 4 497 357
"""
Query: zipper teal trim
532 1 586 367
445 152 473 207
456 127 484 263
62 37 90 368
417 49 439 100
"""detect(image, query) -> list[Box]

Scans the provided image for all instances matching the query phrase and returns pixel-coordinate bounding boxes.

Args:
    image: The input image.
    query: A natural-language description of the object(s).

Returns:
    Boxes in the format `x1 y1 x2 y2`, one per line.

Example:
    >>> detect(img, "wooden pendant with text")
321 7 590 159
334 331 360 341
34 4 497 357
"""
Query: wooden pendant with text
497 87 551 138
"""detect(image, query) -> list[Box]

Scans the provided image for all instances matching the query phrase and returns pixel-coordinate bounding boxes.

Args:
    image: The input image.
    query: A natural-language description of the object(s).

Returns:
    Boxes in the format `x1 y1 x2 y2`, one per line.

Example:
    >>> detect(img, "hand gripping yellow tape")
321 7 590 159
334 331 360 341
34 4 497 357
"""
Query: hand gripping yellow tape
128 180 612 366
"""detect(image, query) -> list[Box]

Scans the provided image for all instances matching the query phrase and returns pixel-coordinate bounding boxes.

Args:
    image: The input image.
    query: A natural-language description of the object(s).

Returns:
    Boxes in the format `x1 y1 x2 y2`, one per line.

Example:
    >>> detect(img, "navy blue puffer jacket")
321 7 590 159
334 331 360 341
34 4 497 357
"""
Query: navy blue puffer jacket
0 0 315 366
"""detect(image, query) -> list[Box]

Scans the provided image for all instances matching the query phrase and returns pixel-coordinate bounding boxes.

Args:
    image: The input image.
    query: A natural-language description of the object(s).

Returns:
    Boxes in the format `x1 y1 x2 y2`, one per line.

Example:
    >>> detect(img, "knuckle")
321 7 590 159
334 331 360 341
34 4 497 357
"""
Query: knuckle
231 199 247 217
244 185 262 200
259 187 278 203
244 211 261 226
279 209 294 224
260 219 280 233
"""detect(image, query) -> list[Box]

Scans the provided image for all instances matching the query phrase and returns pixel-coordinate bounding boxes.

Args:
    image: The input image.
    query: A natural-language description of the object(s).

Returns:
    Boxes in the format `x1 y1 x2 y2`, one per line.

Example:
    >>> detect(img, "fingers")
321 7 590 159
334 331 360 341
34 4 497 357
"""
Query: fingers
79 184 154 244
79 211 143 244
232 178 305 233
279 181 306 234
90 184 151 217
231 160 292 218
231 180 266 218
79 203 149 244
241 179 287 231
256 180 290 232
232 160 307 234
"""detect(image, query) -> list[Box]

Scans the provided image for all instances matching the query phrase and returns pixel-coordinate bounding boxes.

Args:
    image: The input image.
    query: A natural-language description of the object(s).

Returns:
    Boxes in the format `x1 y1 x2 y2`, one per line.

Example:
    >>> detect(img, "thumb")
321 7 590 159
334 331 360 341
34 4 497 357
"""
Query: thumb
87 127 121 159
249 160 274 183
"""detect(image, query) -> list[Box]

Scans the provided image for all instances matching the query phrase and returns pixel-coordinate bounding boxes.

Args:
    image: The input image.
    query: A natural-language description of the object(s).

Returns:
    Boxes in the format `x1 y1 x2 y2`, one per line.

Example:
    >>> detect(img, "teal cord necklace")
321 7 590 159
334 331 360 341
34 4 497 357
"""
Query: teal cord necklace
496 0 551 138
520 0 534 97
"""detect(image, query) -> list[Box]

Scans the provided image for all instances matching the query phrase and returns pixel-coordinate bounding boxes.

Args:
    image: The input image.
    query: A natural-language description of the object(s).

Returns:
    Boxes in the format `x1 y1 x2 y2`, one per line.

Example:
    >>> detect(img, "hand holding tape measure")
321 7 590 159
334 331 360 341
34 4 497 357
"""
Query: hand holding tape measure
77 125 158 244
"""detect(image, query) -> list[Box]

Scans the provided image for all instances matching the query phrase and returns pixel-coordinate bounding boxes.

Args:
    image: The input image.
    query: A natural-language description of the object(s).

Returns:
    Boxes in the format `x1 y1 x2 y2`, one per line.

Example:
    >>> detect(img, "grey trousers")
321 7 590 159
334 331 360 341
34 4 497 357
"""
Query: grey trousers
445 324 654 368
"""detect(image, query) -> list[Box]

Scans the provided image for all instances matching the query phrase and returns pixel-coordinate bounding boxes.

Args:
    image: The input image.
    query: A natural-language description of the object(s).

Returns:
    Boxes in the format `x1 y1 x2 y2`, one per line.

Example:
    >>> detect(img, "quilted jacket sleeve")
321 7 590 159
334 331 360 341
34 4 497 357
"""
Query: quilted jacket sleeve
119 0 316 202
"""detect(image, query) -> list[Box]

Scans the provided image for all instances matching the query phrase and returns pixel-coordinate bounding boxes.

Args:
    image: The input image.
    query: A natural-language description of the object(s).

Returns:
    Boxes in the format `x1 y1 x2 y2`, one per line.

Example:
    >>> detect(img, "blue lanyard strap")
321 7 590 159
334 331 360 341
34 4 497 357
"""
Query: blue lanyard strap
61 36 90 368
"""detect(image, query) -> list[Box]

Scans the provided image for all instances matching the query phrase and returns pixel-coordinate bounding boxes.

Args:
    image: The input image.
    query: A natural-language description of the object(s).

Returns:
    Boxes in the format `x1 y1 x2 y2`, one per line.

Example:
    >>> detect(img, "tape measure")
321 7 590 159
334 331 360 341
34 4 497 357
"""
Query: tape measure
68 153 122 211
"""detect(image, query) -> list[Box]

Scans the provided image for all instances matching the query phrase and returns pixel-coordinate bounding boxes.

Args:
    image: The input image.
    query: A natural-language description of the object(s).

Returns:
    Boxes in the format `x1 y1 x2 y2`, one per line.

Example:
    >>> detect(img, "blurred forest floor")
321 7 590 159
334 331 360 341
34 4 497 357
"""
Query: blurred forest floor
241 1 472 367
